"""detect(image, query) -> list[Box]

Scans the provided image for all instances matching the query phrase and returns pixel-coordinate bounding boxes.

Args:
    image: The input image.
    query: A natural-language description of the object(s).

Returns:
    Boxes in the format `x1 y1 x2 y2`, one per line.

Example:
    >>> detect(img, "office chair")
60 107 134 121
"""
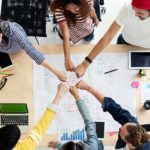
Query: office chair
1 0 49 44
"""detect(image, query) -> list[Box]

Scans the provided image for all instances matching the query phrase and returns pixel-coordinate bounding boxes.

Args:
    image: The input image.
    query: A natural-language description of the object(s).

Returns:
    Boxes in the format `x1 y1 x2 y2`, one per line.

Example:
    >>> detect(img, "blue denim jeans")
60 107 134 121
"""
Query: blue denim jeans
83 30 94 42
117 34 130 45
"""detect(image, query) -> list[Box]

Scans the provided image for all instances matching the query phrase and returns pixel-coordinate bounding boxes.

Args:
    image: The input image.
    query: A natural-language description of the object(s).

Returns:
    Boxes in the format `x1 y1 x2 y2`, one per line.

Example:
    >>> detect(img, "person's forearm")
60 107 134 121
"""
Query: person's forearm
88 34 112 60
52 92 62 105
63 39 71 60
87 21 120 60
41 60 61 76
87 86 105 104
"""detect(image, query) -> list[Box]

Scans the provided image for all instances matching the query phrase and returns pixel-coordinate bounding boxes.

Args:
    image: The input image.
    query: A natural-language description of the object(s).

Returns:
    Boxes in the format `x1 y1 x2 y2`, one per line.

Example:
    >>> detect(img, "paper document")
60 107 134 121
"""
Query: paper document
141 82 150 103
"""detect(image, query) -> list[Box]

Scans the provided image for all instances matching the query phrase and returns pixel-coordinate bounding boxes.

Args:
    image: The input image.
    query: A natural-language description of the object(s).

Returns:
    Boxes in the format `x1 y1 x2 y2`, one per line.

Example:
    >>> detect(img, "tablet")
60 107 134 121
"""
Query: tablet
0 52 13 71
129 51 150 69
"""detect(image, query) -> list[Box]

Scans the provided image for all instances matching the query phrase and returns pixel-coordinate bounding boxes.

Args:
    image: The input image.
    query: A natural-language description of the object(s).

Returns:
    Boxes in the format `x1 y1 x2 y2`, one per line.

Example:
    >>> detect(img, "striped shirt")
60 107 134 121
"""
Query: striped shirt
55 0 95 44
0 21 45 64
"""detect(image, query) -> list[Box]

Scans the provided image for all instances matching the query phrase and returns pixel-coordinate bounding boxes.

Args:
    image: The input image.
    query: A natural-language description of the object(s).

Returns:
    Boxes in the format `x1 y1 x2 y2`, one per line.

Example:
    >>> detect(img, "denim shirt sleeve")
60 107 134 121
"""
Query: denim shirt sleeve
7 21 45 64
76 100 100 150
102 97 138 125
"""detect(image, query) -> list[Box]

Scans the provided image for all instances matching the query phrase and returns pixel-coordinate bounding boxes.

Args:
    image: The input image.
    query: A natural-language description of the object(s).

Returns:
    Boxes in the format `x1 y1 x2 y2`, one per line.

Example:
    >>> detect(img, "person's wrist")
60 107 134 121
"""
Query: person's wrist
74 95 81 100
85 56 92 64
87 85 92 92
83 59 90 68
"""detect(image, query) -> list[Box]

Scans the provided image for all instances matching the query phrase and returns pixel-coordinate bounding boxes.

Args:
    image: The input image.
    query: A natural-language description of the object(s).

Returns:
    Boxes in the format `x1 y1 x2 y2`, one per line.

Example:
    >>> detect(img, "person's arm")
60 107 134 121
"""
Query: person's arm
70 86 102 150
14 83 68 150
75 21 121 77
77 80 138 125
88 0 100 26
58 21 75 71
10 23 66 81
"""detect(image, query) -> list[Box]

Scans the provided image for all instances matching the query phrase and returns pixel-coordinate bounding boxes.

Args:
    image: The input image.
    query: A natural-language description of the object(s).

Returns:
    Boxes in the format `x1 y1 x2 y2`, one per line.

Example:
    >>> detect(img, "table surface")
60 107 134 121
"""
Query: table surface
1 44 150 146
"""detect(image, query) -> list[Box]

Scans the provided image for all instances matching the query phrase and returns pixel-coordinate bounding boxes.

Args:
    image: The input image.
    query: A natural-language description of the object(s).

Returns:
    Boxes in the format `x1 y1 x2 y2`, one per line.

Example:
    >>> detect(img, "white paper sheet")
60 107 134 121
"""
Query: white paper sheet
33 53 137 134
141 82 150 103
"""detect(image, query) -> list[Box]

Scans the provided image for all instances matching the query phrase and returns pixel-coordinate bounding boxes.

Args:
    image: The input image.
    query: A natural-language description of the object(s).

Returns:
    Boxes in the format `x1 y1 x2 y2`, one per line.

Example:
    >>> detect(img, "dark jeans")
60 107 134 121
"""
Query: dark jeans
83 30 94 42
117 34 130 45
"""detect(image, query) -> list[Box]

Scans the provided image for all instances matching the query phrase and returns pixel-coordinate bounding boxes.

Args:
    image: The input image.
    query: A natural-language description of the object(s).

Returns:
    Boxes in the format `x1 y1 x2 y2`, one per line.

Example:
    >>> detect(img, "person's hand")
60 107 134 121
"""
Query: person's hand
77 80 90 91
65 59 75 71
69 86 80 100
75 60 89 78
57 71 67 82
57 83 68 97
48 141 57 149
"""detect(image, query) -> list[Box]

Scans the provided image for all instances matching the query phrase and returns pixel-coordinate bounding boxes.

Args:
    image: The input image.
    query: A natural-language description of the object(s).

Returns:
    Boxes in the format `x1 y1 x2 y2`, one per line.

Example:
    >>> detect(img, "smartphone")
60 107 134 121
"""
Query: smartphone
0 52 13 71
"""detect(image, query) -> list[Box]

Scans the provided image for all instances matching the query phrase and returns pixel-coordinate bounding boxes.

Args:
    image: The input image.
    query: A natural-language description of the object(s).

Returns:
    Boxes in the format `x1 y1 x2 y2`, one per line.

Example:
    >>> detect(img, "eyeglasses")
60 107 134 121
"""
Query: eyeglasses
0 78 7 90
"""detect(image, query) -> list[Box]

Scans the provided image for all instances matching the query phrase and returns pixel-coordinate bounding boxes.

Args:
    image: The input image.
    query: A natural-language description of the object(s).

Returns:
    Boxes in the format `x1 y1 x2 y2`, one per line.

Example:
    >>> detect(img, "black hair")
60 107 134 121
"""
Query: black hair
61 141 83 150
0 125 21 150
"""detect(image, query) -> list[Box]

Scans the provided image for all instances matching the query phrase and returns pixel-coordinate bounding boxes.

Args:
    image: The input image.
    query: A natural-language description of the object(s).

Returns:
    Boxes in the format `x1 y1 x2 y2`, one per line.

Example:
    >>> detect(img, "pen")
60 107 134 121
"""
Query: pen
0 74 14 78
104 69 118 74
0 72 11 76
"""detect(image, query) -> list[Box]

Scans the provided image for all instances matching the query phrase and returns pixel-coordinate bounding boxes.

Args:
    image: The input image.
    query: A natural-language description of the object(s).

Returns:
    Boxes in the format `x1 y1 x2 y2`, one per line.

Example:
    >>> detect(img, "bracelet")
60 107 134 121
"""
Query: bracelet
85 56 92 64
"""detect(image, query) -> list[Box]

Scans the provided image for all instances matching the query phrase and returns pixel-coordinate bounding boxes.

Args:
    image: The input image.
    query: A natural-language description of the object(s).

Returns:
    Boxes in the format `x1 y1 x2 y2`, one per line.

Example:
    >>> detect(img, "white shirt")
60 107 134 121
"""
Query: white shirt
116 3 150 48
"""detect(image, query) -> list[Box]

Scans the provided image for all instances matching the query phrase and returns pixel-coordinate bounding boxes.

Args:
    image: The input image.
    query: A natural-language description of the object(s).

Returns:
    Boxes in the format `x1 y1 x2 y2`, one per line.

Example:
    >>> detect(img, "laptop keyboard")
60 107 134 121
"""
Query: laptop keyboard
1 115 28 126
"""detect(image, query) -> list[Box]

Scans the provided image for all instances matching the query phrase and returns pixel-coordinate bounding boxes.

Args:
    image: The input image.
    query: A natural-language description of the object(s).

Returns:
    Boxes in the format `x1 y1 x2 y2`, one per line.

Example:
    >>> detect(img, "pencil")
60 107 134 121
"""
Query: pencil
0 72 11 76
1 74 14 78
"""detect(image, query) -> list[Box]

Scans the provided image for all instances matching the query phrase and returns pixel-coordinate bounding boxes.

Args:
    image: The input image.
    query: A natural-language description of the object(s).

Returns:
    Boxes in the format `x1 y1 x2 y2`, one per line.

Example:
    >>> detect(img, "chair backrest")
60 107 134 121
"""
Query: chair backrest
1 0 48 37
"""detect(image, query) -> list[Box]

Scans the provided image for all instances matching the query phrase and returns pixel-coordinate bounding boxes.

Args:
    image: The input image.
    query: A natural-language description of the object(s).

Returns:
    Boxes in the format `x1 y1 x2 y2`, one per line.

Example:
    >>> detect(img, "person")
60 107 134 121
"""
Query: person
48 85 104 150
76 80 150 150
0 20 66 81
0 83 68 150
50 0 100 71
75 0 150 77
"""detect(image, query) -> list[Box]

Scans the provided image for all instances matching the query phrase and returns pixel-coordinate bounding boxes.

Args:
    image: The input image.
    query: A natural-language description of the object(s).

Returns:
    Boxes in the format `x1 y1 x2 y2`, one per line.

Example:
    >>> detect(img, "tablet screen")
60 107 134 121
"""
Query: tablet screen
130 51 150 69
0 103 28 113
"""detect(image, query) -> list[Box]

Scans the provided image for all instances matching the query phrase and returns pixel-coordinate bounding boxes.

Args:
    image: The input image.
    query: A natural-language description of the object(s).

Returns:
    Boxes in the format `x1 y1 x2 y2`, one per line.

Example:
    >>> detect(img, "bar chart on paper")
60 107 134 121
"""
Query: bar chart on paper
60 129 85 142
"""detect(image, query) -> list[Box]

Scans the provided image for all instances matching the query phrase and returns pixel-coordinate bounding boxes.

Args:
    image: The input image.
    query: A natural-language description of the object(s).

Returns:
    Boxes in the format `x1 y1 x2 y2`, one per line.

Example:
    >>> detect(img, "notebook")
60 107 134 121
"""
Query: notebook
0 103 29 133
0 52 13 71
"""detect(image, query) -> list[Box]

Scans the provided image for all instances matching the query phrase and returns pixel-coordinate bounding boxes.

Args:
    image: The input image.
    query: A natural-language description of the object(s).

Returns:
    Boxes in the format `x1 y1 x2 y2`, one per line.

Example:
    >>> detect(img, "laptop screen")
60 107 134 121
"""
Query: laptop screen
0 103 28 113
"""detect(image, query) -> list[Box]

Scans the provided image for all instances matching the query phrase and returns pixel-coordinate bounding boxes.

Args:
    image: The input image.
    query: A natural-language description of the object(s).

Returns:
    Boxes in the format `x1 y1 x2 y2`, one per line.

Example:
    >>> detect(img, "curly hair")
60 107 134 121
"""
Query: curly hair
50 0 91 27
125 124 150 148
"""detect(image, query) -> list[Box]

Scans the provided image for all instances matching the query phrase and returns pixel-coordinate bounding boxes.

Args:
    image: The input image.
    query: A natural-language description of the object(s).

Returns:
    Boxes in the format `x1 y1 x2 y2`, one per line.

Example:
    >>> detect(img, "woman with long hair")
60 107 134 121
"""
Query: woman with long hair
51 0 100 71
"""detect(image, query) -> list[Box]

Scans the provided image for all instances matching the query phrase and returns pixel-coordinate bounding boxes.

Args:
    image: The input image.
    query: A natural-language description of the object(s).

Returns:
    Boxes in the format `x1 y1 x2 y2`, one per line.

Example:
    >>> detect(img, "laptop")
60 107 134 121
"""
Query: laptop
0 103 29 133
129 51 150 69
0 52 13 71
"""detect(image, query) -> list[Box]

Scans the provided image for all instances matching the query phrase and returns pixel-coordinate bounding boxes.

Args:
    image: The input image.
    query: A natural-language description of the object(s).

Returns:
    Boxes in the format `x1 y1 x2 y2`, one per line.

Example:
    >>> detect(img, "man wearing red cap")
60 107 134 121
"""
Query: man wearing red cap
75 0 150 76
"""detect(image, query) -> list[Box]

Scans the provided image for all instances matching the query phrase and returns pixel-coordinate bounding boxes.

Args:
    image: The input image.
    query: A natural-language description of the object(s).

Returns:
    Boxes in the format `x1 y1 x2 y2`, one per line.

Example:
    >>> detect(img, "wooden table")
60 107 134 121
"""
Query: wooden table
0 44 150 146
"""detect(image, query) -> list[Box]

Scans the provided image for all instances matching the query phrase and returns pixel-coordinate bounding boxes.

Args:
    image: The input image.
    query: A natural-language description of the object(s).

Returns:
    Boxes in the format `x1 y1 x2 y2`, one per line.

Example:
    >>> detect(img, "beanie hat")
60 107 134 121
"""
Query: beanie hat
132 0 150 10
0 125 21 150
